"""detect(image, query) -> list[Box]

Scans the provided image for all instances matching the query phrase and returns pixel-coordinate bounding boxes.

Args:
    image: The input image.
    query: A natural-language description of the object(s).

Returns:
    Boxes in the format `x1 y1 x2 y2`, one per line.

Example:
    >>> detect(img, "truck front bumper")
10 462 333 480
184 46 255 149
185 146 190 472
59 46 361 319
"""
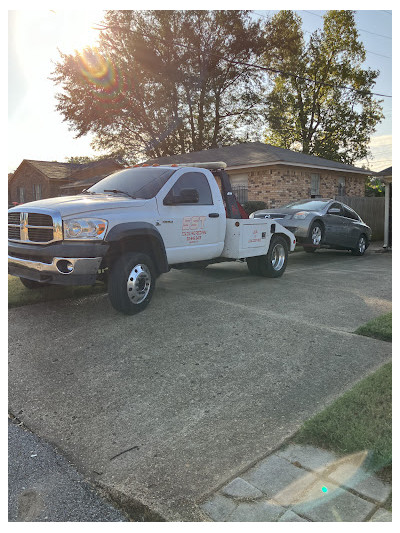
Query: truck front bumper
8 241 109 285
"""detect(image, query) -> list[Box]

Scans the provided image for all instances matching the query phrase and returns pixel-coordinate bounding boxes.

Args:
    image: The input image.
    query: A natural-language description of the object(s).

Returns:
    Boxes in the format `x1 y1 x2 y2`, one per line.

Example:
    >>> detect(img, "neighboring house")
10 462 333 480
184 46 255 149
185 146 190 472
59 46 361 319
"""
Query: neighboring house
375 166 392 249
8 159 124 204
8 173 15 206
146 142 371 208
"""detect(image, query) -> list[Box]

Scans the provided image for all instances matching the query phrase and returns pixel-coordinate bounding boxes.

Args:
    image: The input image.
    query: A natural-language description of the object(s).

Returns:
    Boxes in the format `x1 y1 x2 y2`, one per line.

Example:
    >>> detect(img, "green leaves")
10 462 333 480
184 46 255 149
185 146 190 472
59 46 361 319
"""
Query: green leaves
51 10 264 162
262 10 383 164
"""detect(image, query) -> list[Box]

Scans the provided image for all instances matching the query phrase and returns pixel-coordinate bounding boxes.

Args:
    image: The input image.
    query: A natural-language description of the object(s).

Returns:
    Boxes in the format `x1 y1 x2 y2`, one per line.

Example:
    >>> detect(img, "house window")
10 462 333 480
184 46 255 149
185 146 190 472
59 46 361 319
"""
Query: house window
310 174 320 197
18 187 25 203
33 184 42 200
337 177 346 196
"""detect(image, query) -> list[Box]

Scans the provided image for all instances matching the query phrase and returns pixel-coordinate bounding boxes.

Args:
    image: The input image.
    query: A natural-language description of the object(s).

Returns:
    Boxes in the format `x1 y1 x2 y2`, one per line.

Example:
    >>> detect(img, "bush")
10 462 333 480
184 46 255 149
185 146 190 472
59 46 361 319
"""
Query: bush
241 200 267 215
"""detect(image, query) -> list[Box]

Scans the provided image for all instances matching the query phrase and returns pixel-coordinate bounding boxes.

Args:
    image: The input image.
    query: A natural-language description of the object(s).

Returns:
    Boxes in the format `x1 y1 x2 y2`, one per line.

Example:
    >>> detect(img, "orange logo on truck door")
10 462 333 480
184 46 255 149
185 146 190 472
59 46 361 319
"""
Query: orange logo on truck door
182 216 207 242
182 216 206 231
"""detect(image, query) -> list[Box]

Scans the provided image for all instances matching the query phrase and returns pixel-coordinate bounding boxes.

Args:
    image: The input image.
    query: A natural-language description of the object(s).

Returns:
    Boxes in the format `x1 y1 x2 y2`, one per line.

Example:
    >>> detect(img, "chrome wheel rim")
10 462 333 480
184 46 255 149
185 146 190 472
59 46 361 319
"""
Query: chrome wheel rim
359 236 366 254
126 264 151 304
311 226 322 246
271 244 286 271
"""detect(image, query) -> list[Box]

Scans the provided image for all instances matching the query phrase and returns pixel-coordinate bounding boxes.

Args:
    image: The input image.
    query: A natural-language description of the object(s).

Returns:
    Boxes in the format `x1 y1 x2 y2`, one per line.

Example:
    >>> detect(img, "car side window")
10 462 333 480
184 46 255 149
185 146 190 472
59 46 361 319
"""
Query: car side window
166 172 213 205
342 206 359 221
328 202 343 215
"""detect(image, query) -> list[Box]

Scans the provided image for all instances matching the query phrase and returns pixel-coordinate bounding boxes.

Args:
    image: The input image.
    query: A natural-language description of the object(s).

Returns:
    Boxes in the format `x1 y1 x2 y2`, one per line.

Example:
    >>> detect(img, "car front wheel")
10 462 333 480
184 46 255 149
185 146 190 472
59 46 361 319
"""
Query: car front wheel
351 234 367 256
309 222 323 247
108 252 155 314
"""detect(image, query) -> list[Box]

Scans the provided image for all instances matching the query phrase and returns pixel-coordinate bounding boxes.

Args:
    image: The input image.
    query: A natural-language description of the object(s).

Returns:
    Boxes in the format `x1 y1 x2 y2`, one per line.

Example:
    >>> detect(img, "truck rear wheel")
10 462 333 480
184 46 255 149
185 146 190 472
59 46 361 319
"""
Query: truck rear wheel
258 236 288 278
108 252 155 315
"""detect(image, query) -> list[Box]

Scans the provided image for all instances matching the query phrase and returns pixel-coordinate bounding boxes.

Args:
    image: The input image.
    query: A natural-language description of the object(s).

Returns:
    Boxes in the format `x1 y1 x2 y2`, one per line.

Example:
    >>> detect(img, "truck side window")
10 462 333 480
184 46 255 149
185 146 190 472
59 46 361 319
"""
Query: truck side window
167 172 213 205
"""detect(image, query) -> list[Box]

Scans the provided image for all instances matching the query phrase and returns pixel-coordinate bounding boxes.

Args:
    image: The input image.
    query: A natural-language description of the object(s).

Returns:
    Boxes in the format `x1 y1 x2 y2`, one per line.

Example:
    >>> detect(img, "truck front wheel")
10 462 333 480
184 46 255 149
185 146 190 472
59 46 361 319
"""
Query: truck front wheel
108 252 155 315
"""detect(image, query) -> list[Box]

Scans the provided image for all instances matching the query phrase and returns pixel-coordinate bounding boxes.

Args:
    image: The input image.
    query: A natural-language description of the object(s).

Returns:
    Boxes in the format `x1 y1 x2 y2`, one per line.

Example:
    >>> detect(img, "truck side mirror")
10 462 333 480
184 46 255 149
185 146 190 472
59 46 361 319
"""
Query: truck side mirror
164 188 199 205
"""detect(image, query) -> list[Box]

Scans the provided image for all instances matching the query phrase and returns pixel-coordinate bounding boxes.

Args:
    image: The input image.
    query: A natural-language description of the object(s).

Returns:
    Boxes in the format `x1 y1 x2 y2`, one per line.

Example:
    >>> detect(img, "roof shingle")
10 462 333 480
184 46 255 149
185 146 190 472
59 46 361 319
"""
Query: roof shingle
146 142 371 175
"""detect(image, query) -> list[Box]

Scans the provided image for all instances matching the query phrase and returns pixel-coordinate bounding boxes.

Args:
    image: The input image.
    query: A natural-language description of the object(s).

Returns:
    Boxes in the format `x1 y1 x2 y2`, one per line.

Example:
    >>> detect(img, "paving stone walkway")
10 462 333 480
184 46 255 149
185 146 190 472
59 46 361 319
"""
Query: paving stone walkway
201 444 392 522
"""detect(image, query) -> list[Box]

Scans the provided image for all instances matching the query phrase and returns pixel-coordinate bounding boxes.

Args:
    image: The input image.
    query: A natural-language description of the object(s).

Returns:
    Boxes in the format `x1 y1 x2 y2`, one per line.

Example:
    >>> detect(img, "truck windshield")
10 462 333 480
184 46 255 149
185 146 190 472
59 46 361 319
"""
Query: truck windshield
87 168 176 199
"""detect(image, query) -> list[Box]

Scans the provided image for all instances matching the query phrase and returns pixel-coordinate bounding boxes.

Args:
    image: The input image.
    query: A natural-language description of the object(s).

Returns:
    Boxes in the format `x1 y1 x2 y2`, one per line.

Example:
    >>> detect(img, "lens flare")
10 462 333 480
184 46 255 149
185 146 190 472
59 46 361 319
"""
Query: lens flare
78 48 125 102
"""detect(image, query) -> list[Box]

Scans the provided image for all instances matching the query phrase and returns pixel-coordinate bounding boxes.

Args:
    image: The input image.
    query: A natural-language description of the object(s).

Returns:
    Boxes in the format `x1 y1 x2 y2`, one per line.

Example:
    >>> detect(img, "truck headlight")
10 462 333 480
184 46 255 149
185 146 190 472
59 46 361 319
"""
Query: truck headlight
63 218 108 240
293 211 309 220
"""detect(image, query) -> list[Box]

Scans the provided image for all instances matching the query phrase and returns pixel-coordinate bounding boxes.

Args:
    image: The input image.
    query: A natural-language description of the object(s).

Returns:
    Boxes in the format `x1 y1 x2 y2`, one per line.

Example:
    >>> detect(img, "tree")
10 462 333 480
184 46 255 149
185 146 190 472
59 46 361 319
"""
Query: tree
262 10 384 165
365 177 385 197
66 152 127 165
52 10 264 161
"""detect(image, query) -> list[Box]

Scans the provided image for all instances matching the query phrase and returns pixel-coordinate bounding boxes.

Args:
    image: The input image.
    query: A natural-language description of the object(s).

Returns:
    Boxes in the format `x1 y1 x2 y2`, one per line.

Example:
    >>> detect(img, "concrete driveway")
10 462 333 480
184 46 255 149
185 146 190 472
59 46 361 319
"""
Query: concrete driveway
8 250 392 521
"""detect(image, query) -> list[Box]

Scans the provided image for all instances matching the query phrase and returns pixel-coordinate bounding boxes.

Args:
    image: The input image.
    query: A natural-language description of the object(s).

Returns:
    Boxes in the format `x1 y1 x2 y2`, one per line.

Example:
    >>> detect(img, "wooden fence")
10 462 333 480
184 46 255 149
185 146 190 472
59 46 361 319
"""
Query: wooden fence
336 196 385 241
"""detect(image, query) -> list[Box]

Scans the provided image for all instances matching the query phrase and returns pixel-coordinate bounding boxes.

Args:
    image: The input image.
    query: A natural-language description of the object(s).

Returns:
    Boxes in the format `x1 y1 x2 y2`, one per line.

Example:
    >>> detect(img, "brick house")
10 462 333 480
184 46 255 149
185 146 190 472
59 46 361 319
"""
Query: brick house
8 159 124 205
146 142 370 208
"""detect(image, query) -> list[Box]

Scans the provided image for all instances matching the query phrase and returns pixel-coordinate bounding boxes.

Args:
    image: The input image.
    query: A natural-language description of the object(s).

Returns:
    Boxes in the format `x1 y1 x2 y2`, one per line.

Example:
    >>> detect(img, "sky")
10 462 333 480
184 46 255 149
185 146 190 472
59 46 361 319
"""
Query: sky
8 4 393 174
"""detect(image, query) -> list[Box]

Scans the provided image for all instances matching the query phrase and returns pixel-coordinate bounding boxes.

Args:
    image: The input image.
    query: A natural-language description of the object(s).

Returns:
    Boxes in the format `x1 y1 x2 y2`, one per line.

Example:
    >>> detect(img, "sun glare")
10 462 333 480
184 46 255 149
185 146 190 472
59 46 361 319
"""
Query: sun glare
51 10 105 55
12 10 105 71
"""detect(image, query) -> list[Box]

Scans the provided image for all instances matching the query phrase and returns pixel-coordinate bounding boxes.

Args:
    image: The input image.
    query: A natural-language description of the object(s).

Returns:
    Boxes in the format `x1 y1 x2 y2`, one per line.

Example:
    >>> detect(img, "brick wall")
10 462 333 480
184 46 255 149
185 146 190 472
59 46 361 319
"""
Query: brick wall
8 164 51 204
246 165 366 208
9 160 123 204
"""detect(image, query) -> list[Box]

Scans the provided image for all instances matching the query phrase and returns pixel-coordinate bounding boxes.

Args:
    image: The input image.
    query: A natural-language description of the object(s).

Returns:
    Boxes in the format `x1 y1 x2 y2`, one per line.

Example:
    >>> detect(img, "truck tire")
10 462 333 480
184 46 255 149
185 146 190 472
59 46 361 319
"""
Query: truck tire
258 235 288 278
108 252 155 315
19 277 47 289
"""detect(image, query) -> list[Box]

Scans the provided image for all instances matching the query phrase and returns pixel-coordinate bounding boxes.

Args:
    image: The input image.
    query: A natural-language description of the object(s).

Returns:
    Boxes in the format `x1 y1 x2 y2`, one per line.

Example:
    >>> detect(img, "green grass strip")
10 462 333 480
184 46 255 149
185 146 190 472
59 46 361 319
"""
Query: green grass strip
355 312 392 342
294 362 392 473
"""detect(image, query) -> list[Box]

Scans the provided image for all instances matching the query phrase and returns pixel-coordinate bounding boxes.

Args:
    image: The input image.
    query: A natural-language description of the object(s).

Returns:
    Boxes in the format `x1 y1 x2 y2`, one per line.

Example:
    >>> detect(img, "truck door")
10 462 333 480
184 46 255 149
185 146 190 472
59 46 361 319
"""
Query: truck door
156 170 226 264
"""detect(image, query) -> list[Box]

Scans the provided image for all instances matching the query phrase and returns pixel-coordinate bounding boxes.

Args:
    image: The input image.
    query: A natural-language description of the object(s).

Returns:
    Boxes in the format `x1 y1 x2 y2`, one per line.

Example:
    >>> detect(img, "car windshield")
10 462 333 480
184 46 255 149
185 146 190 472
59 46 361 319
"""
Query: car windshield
281 199 330 211
87 167 176 199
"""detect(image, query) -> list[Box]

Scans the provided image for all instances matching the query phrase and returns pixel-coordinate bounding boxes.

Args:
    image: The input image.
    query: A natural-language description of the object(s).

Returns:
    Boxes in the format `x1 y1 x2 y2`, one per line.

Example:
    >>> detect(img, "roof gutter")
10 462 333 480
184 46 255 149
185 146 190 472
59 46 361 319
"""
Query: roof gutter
226 161 372 175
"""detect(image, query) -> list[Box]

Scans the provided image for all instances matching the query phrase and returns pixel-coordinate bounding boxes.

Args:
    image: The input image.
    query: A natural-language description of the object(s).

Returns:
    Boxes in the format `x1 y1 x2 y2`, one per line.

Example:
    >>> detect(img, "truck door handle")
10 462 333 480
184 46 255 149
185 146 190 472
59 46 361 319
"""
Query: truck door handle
208 213 219 218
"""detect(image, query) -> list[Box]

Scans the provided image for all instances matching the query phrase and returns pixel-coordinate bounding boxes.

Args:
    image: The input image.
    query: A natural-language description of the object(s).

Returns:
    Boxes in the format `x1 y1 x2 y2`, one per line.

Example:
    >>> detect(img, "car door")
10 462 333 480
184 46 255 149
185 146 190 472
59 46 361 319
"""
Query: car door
323 202 348 246
341 205 362 247
156 169 226 264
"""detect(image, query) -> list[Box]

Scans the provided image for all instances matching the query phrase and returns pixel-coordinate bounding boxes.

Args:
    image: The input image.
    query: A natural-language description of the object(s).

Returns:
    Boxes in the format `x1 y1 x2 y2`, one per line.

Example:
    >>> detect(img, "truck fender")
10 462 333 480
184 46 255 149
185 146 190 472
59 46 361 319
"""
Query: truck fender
105 222 169 275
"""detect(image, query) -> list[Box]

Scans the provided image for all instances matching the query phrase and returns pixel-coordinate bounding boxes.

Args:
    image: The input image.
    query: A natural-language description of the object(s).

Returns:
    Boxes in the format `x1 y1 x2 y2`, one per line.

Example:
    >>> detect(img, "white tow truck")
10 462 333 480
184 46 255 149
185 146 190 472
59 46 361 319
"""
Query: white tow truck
8 162 296 314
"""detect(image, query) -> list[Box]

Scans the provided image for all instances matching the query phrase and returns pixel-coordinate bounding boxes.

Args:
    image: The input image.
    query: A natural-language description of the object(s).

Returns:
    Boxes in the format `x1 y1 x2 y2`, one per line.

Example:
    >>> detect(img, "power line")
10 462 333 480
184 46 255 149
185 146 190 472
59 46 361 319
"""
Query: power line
93 22 392 98
365 49 391 59
252 12 392 60
300 10 392 40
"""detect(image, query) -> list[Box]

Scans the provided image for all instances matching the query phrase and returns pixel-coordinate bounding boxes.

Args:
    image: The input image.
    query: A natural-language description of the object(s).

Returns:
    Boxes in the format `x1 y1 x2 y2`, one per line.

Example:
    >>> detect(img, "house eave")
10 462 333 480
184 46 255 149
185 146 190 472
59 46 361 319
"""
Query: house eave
226 161 371 175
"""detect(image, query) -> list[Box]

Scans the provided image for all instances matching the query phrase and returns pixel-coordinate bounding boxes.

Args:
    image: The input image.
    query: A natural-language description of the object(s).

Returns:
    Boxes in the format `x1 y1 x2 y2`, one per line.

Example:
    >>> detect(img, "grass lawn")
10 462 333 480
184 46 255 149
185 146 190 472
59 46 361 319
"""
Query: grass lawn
8 275 107 308
293 313 392 509
355 312 392 342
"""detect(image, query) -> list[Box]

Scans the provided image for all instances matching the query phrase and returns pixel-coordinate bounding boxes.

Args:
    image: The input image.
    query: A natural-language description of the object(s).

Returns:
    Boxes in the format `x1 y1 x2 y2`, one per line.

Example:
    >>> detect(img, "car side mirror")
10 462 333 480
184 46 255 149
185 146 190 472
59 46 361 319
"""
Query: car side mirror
164 188 199 205
328 207 341 215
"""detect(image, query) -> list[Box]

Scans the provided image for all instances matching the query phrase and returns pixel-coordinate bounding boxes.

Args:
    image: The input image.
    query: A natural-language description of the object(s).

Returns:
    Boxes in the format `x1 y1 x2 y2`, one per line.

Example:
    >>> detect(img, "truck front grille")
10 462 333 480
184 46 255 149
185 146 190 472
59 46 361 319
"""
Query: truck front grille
8 211 62 244
27 213 53 227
